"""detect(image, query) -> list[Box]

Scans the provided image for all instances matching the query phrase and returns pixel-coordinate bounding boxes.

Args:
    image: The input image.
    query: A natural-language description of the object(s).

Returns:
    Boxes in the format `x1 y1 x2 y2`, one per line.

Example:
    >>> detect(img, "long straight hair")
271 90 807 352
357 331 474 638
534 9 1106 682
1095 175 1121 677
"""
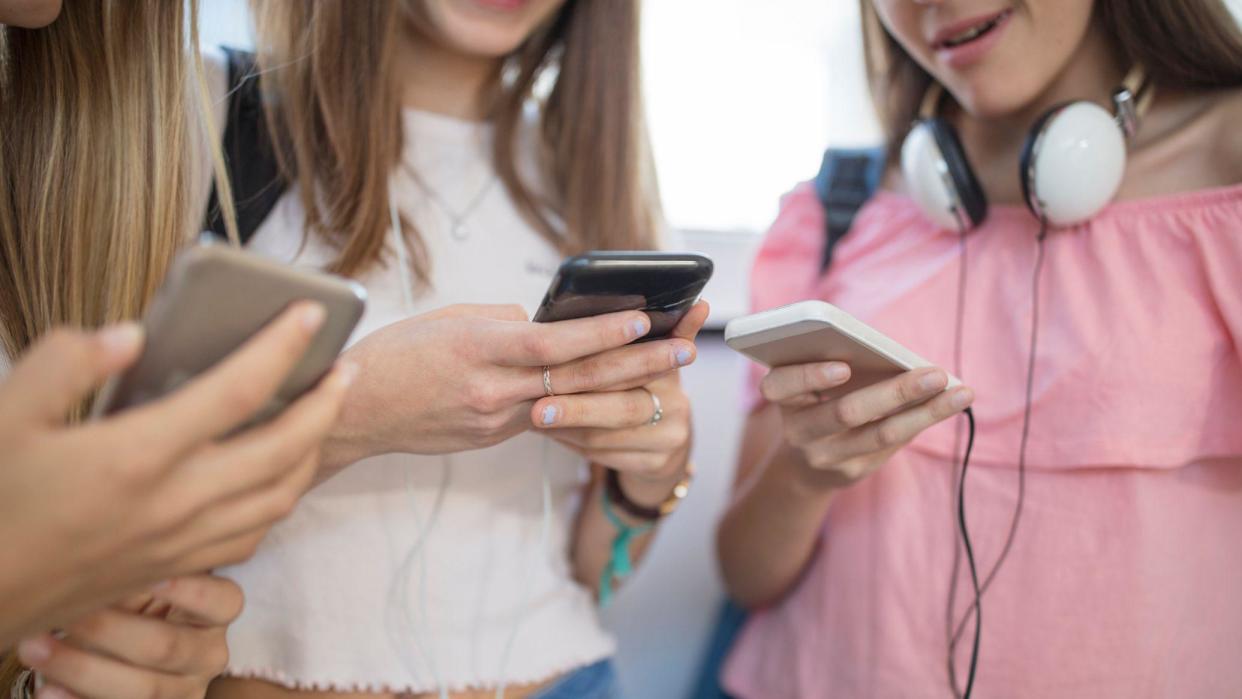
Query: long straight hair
248 0 662 282
0 0 236 360
0 0 232 685
861 0 1242 159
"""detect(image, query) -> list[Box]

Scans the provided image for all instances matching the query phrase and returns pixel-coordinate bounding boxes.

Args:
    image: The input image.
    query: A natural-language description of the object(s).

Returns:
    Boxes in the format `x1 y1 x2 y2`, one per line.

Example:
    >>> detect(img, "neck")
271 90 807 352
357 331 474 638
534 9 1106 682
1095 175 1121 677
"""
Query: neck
397 25 500 120
953 19 1127 204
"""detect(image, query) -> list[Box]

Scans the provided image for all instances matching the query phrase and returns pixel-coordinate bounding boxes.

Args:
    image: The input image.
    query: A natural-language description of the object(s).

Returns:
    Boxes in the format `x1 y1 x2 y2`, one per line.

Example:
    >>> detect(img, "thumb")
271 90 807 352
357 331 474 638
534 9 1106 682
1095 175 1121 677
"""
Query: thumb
0 323 144 425
670 300 711 342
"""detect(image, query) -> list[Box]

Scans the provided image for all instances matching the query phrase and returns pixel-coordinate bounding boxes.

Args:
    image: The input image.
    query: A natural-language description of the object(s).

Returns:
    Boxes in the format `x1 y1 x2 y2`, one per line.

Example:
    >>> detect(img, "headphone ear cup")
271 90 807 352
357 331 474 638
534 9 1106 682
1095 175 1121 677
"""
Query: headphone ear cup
901 118 988 230
1019 101 1127 225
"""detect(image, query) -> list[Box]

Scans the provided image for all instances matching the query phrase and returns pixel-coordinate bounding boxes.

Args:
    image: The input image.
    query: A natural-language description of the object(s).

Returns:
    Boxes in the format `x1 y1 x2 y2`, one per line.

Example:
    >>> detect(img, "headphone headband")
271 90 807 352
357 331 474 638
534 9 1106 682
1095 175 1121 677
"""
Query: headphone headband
1112 65 1152 140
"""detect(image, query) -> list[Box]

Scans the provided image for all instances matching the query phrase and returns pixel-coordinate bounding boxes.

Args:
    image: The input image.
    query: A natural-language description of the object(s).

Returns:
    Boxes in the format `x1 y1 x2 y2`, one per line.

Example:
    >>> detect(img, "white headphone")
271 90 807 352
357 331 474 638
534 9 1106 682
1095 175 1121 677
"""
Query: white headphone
901 66 1152 230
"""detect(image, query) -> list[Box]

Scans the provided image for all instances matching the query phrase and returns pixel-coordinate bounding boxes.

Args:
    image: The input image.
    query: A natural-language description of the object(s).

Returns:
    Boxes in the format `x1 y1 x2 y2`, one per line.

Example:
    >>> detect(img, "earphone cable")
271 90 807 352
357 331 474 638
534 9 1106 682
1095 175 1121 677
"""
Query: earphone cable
388 191 452 698
957 407 981 699
946 222 970 698
494 437 554 699
948 218 1049 658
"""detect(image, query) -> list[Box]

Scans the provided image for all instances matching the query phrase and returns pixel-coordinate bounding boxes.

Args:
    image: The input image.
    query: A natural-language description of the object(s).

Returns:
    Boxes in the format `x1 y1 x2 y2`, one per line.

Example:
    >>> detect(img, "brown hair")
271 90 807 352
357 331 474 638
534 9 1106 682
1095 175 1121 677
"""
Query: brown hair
248 0 662 282
861 0 1242 159
0 0 235 360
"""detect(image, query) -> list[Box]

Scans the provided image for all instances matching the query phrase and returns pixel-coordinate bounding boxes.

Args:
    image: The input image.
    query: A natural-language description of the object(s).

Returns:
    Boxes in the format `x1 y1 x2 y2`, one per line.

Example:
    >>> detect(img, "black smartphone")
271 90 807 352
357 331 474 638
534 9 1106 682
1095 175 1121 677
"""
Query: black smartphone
533 251 714 339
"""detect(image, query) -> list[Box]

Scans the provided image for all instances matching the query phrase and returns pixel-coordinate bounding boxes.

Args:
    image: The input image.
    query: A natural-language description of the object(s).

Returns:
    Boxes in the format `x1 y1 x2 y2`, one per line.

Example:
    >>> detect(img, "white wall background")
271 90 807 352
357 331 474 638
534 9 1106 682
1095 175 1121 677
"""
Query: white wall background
196 3 1242 698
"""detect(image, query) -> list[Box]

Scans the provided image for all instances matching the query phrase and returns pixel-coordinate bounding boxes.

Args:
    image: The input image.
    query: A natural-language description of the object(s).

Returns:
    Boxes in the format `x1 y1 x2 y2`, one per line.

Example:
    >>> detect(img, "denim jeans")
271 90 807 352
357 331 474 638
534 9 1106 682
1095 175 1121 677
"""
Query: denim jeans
529 660 618 699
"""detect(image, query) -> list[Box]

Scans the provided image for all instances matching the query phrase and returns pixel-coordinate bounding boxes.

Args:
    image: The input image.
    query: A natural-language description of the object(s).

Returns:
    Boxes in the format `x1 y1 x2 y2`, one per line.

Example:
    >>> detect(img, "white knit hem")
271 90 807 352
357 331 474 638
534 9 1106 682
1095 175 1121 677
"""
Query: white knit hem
223 647 613 695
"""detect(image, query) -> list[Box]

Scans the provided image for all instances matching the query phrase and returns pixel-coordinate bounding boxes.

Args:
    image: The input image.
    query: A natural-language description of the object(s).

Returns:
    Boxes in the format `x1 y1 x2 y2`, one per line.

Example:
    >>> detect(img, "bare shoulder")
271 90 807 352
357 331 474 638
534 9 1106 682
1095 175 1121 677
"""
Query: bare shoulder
1125 86 1242 197
1205 87 1242 185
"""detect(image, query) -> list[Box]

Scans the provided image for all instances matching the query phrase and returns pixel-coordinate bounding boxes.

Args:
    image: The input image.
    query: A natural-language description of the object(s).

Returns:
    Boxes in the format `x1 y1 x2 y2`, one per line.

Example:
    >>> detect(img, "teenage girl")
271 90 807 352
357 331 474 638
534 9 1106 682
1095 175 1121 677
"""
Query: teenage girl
207 1 700 698
717 0 1242 696
0 1 353 697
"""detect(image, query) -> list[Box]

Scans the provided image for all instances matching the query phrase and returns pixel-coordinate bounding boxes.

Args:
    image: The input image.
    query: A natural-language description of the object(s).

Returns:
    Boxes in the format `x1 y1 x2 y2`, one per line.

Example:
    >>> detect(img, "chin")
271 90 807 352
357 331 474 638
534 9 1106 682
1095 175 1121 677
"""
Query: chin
943 67 1054 120
1 0 64 28
418 0 565 58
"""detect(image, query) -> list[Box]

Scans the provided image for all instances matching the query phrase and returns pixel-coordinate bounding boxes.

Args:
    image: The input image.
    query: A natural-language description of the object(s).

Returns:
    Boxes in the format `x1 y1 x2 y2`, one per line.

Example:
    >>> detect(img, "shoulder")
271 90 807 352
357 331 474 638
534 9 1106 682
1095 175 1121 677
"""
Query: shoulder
749 182 824 312
1123 86 1242 198
1205 87 1242 185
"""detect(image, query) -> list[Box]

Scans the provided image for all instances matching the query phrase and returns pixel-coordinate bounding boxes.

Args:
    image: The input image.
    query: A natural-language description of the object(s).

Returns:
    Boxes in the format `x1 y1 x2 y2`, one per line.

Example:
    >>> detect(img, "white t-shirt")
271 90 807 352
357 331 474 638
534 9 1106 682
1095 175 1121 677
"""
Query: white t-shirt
218 108 616 692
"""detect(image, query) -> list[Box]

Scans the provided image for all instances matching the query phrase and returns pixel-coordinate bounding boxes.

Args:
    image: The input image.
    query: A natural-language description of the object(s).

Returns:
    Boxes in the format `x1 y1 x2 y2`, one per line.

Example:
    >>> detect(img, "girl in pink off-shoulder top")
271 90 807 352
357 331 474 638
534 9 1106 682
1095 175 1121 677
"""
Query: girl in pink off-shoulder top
715 1 1242 697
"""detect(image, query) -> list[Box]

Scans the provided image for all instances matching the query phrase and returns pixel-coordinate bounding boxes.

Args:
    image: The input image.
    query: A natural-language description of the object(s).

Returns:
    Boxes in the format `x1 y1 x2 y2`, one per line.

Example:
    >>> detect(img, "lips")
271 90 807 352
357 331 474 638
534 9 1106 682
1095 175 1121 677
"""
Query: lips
931 9 1013 50
472 0 528 10
929 8 1013 68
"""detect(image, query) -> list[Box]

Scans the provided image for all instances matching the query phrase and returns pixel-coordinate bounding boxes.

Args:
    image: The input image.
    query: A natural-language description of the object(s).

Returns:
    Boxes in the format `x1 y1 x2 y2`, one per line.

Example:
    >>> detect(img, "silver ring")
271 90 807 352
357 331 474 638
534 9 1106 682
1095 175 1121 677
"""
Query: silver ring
542 366 555 397
642 388 663 426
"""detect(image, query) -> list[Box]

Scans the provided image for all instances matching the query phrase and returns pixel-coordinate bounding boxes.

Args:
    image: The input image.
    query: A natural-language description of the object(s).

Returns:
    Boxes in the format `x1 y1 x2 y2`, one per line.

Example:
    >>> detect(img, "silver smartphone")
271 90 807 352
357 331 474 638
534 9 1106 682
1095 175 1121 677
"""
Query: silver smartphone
724 300 960 402
92 244 366 425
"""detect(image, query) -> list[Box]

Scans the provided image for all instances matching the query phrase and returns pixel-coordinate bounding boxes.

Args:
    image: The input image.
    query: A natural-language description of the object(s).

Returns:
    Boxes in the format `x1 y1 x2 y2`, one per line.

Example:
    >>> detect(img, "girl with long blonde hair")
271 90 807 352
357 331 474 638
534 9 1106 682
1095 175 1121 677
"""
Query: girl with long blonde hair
0 0 354 696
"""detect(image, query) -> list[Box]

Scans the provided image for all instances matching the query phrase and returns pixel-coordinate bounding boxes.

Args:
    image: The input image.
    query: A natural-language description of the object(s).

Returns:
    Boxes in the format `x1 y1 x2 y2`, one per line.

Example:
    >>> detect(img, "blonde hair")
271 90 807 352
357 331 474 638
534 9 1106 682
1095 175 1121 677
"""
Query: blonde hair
0 0 236 360
0 0 232 681
248 0 662 282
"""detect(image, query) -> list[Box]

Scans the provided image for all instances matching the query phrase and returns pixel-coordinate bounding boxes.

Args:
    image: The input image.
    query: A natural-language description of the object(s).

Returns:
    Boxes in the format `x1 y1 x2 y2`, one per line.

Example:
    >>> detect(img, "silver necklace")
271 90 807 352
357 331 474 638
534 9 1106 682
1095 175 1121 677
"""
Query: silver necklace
404 163 497 242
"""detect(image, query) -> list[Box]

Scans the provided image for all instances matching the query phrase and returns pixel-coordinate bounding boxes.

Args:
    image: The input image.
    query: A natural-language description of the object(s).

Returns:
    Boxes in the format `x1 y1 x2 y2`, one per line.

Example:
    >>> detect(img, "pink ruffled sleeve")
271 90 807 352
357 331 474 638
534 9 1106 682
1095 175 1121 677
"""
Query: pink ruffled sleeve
740 182 825 412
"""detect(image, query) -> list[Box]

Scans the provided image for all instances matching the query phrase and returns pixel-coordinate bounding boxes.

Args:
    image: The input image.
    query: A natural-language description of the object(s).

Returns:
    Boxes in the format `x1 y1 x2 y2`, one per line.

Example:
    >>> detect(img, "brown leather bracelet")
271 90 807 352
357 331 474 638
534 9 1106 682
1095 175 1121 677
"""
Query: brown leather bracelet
604 465 693 522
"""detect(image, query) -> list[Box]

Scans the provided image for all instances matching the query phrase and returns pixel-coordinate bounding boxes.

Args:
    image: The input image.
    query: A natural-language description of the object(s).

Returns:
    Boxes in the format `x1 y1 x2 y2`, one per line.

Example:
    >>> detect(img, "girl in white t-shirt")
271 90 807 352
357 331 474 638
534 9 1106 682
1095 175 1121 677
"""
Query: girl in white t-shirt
209 2 702 698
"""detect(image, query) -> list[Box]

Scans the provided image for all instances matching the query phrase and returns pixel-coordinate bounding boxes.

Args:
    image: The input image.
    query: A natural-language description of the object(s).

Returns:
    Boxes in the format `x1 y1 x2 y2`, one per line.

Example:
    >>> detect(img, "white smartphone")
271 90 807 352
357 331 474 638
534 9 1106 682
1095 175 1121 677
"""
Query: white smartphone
724 300 960 401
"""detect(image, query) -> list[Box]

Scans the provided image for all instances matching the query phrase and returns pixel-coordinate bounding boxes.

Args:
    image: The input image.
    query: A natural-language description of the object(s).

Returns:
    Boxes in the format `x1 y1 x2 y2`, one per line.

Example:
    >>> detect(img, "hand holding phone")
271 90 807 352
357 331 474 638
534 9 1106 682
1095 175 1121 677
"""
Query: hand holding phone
0 305 354 649
530 299 709 481
725 300 974 485
93 245 366 425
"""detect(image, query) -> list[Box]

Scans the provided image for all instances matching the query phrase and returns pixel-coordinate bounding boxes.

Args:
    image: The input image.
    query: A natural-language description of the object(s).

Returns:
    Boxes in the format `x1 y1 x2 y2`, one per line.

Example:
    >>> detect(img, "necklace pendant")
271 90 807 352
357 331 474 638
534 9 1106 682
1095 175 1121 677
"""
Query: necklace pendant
450 222 469 241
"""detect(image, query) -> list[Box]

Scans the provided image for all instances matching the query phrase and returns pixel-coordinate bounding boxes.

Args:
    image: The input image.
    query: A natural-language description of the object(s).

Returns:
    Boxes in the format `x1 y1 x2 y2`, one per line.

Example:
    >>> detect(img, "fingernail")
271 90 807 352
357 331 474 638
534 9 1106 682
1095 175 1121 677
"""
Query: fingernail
97 322 143 354
950 387 974 410
41 686 73 699
540 405 559 426
298 303 327 333
17 636 52 665
919 371 947 392
628 318 650 340
822 363 849 382
674 347 694 367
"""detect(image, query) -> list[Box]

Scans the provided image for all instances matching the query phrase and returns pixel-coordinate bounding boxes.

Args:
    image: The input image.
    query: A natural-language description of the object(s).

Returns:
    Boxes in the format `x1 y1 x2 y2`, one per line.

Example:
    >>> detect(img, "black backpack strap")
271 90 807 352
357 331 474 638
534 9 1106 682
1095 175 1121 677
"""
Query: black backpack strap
203 48 288 245
815 146 887 272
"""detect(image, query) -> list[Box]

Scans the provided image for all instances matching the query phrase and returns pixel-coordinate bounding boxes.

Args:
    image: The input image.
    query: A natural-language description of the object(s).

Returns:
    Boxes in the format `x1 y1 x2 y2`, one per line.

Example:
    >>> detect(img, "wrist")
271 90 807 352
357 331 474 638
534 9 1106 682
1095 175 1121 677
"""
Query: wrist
615 450 690 510
769 443 847 500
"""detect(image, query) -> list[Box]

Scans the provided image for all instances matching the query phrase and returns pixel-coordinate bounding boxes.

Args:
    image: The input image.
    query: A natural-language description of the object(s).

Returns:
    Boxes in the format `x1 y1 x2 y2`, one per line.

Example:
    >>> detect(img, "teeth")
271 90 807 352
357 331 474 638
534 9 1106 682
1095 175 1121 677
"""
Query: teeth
943 13 1004 47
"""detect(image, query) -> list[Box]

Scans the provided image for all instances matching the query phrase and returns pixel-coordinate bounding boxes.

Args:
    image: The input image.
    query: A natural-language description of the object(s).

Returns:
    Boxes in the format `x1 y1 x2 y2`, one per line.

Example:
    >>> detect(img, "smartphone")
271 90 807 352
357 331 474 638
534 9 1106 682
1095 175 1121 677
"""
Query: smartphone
532 252 714 339
724 300 960 401
92 244 367 425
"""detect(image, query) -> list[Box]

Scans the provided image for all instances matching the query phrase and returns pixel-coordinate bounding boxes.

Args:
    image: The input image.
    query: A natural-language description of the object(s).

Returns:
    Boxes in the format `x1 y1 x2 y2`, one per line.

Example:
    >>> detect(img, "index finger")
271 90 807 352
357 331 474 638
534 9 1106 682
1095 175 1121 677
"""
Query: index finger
108 301 327 452
483 310 652 366
152 575 245 628
760 361 852 405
